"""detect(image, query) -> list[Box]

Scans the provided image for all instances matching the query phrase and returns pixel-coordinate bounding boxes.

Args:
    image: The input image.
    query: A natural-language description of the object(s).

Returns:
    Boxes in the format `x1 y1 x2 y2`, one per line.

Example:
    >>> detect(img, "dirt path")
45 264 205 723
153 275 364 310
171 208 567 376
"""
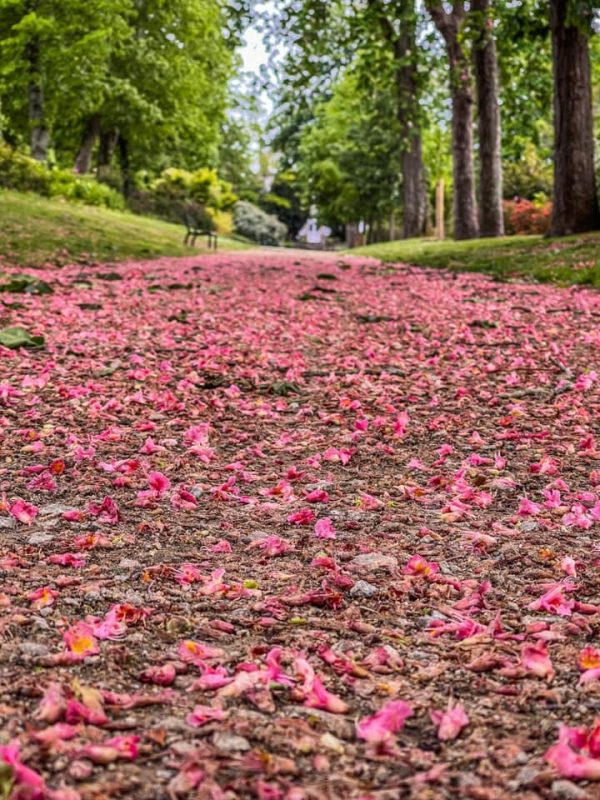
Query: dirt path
1 251 600 799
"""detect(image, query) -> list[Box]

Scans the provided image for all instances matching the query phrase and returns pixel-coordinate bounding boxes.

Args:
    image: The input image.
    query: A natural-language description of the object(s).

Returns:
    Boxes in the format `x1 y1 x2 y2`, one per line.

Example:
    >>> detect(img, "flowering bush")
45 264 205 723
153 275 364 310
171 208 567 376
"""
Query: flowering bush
503 198 552 235
233 200 287 244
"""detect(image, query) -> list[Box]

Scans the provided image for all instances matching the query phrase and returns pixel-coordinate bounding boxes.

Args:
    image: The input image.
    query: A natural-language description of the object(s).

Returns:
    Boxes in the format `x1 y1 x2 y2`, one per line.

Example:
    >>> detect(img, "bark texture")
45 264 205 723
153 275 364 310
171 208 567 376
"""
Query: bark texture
74 116 101 174
26 38 49 163
396 3 427 238
118 136 132 198
370 0 427 239
550 0 600 236
472 0 504 237
427 1 479 240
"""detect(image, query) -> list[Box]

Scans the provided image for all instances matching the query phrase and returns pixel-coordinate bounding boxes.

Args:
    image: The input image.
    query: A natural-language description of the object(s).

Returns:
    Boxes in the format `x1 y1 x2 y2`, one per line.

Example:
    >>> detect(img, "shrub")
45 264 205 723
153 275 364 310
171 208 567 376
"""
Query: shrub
152 168 236 212
503 143 553 199
49 171 125 209
503 198 552 236
0 145 51 194
233 201 287 245
0 145 124 209
129 167 237 226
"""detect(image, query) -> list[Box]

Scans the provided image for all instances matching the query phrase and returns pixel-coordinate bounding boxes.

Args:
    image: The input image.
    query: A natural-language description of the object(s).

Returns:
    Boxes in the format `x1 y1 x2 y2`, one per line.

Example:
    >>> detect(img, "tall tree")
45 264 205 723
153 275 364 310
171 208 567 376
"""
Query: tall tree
426 1 479 240
472 0 504 236
549 0 600 235
368 0 426 238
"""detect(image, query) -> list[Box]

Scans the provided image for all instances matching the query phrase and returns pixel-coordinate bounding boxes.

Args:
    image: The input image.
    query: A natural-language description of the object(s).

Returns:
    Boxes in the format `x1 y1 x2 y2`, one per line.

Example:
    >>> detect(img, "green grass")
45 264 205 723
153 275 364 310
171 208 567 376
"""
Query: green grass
351 233 600 287
0 190 249 268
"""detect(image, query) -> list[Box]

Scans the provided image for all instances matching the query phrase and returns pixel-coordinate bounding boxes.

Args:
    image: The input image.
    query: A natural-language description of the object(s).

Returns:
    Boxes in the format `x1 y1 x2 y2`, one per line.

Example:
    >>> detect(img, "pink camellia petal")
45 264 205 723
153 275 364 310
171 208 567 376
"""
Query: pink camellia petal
63 622 100 661
357 700 413 745
9 498 39 525
186 705 226 727
82 735 140 765
430 702 470 741
34 683 67 724
314 517 336 539
520 642 555 681
545 742 600 781
140 663 177 686
404 554 439 578
0 741 47 796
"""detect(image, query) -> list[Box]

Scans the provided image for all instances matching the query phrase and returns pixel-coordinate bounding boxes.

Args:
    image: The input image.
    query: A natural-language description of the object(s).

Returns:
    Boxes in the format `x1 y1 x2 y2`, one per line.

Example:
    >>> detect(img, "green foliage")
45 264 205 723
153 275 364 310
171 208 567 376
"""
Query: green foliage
0 144 124 208
152 168 237 212
296 68 402 229
129 167 237 225
233 201 287 245
260 171 308 239
503 141 553 199
0 0 236 173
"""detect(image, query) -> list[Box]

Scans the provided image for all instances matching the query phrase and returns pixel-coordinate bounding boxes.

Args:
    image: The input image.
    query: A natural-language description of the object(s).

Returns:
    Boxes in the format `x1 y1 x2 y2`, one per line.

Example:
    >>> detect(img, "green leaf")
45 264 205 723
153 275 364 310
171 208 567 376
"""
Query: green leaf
0 273 53 295
0 327 45 349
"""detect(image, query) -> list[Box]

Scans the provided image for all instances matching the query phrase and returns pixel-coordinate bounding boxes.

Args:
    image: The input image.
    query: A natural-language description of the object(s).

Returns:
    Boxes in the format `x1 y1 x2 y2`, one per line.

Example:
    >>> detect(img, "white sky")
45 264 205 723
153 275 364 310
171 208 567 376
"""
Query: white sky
241 24 269 74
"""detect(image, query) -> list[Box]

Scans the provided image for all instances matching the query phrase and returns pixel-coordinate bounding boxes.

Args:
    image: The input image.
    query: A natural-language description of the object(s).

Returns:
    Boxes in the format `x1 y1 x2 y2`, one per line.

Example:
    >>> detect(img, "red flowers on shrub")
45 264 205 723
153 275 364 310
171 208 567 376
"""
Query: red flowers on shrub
503 198 552 235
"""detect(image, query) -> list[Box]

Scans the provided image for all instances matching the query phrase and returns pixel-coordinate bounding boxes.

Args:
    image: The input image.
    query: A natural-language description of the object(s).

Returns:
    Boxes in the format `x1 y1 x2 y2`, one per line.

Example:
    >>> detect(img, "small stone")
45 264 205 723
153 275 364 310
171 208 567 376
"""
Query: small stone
28 532 55 545
515 765 540 787
0 517 15 530
160 717 189 733
118 558 141 570
124 591 144 606
519 521 538 533
320 733 344 753
17 641 51 657
212 732 251 752
350 553 398 571
551 780 590 800
39 503 77 517
350 580 378 598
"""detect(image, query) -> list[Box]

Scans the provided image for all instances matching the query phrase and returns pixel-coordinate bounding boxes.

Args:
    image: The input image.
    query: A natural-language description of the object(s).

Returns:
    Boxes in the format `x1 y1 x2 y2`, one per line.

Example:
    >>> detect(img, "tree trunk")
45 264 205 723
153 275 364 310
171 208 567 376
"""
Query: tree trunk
74 116 101 174
369 0 427 239
118 135 132 198
396 3 427 239
426 2 479 240
472 0 504 237
26 38 49 163
97 128 119 180
402 134 427 238
550 0 600 236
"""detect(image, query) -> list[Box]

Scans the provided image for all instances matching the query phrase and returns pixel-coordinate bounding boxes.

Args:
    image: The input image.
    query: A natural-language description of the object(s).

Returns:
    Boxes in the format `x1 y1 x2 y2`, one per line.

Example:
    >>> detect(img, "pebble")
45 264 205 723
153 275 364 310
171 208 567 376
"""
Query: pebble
159 717 189 733
350 553 398 571
28 532 54 545
0 517 15 530
17 641 51 657
212 732 251 752
551 781 590 800
39 503 77 517
350 580 378 598
118 558 142 570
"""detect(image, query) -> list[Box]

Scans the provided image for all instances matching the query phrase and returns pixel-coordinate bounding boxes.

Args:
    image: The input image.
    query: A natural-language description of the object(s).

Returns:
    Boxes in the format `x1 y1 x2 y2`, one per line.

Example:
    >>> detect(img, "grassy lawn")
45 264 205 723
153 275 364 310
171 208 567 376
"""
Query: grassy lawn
0 190 249 268
351 233 600 287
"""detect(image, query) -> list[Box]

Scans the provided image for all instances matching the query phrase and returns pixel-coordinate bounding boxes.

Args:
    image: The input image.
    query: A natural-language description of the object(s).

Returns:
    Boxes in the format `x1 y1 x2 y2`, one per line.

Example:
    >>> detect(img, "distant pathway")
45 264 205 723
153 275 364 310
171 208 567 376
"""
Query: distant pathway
1 250 600 799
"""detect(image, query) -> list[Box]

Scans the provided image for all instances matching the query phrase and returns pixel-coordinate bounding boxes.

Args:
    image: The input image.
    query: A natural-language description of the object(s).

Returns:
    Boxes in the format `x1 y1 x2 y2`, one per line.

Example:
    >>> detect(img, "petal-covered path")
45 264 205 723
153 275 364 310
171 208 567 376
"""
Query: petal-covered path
1 251 600 800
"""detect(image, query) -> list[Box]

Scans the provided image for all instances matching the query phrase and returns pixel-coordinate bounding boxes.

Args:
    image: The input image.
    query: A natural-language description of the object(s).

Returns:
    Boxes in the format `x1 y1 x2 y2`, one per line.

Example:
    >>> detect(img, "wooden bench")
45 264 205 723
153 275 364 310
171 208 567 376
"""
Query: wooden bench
183 214 218 251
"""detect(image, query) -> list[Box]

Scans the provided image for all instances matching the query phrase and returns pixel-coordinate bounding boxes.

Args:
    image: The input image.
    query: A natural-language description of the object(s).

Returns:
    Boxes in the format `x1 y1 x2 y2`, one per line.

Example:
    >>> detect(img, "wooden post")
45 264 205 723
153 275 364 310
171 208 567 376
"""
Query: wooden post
436 179 445 240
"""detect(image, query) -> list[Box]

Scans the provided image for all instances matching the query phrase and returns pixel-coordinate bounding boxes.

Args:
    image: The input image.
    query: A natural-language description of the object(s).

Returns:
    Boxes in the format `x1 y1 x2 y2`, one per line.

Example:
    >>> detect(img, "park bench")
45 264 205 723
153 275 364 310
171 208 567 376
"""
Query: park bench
183 212 218 251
